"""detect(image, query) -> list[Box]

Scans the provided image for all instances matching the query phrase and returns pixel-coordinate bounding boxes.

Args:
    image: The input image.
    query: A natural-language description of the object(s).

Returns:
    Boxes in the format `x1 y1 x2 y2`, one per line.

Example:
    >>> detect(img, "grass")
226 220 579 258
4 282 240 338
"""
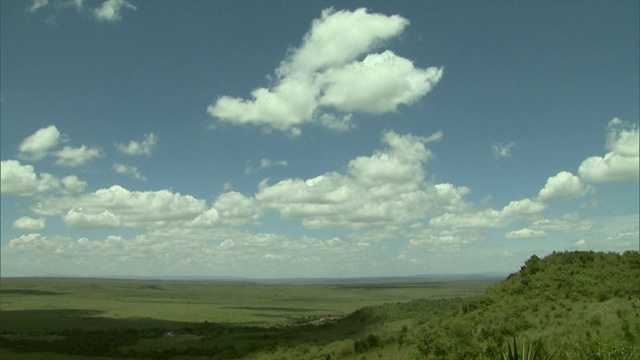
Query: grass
0 277 496 331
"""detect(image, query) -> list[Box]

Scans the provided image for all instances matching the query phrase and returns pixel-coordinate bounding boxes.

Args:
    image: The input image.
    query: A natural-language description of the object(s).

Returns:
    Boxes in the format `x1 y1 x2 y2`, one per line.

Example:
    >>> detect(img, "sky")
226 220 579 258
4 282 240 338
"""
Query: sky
1 0 638 278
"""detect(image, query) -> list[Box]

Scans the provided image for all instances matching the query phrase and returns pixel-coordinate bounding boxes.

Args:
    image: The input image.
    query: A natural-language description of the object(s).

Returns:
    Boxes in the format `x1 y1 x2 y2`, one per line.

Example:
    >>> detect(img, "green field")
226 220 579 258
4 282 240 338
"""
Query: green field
0 276 495 331
1 251 639 359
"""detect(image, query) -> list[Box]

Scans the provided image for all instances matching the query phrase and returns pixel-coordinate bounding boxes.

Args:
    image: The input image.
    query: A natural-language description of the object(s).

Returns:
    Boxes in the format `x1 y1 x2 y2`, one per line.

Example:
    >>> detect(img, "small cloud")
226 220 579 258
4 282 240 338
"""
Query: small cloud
18 125 60 161
574 239 587 247
318 113 355 132
244 158 288 174
113 163 147 180
93 0 136 22
491 141 516 159
61 175 87 193
505 228 547 240
12 216 46 230
27 0 48 13
115 133 157 156
54 145 102 166
223 182 233 191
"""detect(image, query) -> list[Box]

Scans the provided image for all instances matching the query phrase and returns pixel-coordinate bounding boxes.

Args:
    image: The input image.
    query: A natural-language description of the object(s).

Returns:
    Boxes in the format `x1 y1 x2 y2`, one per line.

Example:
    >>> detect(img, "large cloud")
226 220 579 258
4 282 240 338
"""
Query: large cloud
578 118 639 183
0 160 59 196
255 131 463 229
207 8 443 134
429 198 546 229
538 171 592 201
32 185 208 228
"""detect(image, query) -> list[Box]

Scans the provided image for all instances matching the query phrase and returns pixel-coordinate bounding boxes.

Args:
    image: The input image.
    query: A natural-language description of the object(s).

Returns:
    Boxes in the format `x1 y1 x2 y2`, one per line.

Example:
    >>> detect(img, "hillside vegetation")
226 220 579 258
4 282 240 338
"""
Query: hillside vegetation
0 251 638 359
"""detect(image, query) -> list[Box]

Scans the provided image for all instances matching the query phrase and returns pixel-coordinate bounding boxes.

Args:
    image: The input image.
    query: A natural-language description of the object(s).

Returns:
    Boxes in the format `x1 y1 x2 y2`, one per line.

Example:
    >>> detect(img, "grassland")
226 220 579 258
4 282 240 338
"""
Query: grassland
0 276 495 331
1 251 638 359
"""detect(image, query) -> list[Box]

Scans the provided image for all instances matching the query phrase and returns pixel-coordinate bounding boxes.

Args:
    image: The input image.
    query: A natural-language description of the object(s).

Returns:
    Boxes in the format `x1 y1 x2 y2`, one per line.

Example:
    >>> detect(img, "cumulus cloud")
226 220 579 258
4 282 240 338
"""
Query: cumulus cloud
0 160 59 196
115 133 157 156
255 131 457 229
63 208 121 229
538 171 592 201
213 191 262 226
244 158 288 174
429 198 546 229
31 185 207 228
207 8 443 134
61 175 87 194
18 125 60 161
53 145 102 166
113 163 147 180
12 216 46 230
578 118 639 183
491 141 516 159
317 50 443 114
93 0 136 22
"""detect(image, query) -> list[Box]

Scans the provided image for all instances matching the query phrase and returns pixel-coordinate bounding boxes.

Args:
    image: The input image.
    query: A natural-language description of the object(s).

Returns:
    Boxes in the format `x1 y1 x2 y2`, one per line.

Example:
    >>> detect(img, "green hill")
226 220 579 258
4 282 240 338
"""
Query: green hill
406 250 640 359
231 251 640 359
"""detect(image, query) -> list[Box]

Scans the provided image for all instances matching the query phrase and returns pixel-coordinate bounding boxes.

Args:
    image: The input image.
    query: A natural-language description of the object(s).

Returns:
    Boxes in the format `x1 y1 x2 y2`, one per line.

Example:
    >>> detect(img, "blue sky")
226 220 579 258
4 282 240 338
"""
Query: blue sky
1 0 638 278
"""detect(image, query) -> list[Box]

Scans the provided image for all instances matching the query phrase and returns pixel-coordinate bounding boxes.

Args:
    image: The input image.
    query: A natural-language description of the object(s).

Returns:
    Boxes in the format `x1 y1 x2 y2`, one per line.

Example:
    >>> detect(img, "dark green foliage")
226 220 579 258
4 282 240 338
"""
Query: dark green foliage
503 336 555 360
354 334 381 353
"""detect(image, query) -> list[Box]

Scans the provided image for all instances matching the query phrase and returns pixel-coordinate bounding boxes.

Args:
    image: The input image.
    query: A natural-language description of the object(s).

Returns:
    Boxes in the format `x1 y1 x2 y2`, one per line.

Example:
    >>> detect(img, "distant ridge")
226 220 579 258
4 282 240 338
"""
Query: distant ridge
6 273 507 284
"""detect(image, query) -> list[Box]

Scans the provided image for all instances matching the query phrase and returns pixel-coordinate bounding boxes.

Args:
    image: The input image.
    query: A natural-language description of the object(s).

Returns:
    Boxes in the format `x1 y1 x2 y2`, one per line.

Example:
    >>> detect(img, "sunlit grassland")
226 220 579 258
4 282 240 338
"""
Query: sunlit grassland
0 276 496 332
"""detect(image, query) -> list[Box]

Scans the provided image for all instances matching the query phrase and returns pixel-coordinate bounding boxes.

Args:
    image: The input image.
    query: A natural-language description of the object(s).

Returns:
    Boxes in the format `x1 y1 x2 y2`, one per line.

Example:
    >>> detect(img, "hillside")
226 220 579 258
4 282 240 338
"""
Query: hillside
406 250 640 359
251 251 640 359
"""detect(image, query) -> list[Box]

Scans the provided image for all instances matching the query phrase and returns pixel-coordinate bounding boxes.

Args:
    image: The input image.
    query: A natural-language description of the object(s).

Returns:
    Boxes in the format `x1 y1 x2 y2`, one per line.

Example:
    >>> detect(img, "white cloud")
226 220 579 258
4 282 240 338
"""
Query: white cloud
255 131 456 229
530 214 597 233
61 175 87 194
538 171 592 201
491 141 515 159
93 0 136 22
318 113 354 132
278 8 409 75
429 198 546 229
317 50 443 114
578 118 639 183
31 185 207 228
53 145 102 166
0 160 59 196
606 226 639 244
115 133 157 156
12 216 46 230
63 209 121 229
27 0 48 12
244 158 288 174
113 163 147 180
18 125 60 161
574 239 587 247
207 8 443 134
213 191 262 226
505 228 547 240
